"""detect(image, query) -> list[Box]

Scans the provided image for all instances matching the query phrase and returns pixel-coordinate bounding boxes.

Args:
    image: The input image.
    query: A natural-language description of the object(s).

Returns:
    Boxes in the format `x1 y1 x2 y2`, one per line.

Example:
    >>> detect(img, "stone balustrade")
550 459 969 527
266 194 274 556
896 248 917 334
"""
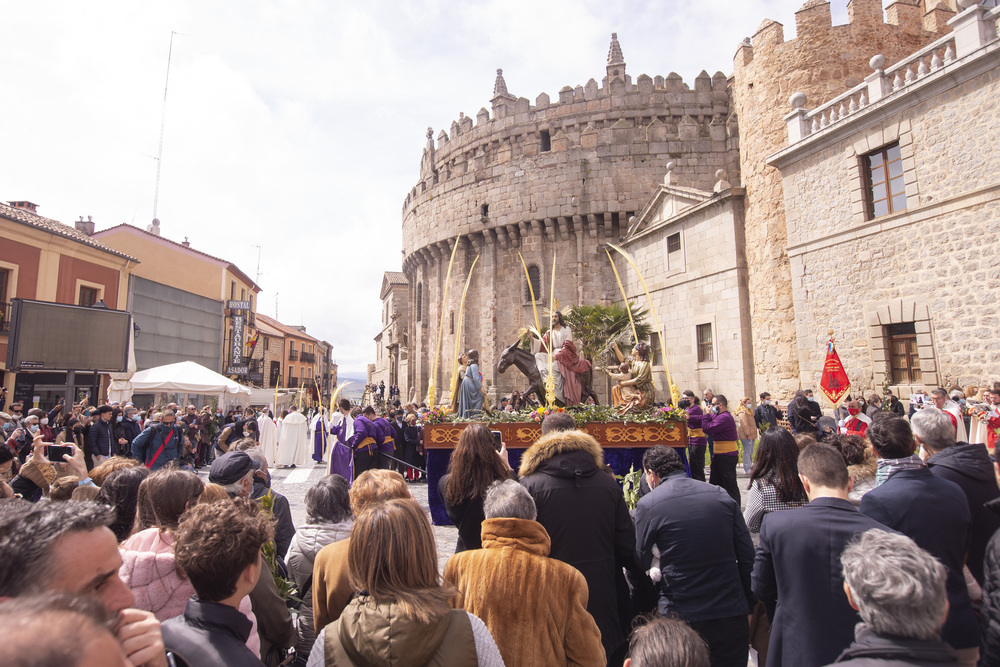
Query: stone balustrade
784 3 999 146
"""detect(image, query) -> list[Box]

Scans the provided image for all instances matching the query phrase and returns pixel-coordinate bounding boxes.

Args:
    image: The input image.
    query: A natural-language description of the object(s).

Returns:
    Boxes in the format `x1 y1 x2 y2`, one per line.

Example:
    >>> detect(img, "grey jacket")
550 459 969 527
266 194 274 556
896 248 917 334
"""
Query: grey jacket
286 521 352 661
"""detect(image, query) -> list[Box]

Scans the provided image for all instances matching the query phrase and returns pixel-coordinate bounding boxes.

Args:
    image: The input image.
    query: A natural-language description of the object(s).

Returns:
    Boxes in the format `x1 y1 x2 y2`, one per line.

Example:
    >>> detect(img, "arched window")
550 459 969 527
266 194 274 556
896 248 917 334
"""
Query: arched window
416 283 423 322
525 265 542 302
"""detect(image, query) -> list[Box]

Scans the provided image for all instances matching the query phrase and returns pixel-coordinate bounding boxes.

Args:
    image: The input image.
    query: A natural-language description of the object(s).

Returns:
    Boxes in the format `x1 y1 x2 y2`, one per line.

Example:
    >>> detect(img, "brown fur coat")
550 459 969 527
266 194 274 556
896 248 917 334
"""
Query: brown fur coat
444 517 605 667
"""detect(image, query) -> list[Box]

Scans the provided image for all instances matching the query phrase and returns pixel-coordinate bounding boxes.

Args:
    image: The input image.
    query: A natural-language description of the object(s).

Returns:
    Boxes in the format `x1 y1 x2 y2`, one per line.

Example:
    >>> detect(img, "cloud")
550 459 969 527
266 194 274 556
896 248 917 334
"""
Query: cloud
1 0 855 376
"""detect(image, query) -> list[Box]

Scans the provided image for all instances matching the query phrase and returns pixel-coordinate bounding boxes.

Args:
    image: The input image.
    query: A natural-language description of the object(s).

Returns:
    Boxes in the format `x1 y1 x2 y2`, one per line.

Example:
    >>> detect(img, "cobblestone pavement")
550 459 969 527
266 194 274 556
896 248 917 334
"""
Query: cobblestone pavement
202 461 460 571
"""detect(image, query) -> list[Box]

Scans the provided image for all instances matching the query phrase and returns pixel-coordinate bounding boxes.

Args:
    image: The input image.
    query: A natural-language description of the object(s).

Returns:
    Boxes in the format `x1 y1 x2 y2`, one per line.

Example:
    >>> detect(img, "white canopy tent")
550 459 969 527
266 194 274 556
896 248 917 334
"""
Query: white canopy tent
127 361 252 400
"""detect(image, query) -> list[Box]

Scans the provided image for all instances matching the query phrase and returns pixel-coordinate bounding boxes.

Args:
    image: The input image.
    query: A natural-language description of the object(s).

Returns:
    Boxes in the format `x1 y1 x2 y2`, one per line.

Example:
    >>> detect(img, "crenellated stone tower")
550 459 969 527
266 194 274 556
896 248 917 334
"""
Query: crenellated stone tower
731 0 947 395
401 35 740 403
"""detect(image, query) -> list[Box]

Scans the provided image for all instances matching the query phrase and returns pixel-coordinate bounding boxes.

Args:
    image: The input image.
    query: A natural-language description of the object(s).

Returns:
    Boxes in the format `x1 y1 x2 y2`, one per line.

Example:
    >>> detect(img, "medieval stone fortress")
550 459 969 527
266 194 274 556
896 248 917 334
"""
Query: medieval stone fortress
373 0 1000 406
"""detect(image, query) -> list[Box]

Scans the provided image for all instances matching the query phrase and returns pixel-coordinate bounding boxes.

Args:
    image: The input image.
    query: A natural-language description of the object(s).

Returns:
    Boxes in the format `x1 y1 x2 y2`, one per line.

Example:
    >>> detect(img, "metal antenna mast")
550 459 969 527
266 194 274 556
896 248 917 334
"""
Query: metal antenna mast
252 244 263 284
152 31 178 223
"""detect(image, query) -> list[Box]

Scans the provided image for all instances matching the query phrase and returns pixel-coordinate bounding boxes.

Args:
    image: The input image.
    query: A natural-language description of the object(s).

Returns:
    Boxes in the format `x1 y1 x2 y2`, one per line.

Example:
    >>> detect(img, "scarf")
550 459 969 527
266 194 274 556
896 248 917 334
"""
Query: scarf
875 454 926 487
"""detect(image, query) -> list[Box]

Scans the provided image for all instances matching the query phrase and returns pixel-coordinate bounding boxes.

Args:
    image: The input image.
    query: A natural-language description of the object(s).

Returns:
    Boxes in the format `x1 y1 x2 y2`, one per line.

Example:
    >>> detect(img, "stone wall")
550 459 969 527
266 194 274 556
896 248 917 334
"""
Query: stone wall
401 43 741 403
620 187 755 401
779 45 1000 393
732 0 943 397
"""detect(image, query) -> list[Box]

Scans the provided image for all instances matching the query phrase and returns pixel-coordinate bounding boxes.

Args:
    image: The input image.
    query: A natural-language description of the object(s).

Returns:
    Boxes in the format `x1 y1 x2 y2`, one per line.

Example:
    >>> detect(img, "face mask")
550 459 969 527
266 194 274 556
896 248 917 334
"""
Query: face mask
2 423 13 435
243 431 251 437
808 396 816 402
132 414 140 421
848 407 860 416
29 425 39 434
40 418 48 426
116 416 123 423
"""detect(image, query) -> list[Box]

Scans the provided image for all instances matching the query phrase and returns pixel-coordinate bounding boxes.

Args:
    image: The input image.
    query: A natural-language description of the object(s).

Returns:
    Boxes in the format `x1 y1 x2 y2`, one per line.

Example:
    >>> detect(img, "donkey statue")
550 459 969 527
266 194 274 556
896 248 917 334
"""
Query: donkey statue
496 341 598 407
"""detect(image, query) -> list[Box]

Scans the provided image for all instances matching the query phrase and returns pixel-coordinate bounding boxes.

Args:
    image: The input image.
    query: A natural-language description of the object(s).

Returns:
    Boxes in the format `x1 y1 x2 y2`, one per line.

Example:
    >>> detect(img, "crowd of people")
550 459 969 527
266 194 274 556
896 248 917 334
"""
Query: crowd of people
2 380 1000 667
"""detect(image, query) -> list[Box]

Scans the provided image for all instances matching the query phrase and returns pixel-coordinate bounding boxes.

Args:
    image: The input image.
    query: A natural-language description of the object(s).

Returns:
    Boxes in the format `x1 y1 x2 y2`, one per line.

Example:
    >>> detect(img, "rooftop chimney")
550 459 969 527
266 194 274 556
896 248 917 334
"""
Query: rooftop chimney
182 237 190 247
75 215 95 236
8 201 38 213
146 218 161 236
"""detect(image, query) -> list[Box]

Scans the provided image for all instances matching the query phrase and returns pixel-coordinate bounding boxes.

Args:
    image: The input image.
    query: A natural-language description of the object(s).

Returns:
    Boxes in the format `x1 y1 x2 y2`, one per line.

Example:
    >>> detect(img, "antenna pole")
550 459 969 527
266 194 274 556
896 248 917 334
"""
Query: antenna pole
253 244 263 284
152 31 178 222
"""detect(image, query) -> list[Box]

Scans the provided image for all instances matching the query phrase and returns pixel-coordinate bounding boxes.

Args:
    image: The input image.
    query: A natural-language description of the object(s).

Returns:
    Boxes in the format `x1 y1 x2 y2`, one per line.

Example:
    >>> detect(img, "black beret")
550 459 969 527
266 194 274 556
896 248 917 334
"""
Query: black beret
209 451 253 486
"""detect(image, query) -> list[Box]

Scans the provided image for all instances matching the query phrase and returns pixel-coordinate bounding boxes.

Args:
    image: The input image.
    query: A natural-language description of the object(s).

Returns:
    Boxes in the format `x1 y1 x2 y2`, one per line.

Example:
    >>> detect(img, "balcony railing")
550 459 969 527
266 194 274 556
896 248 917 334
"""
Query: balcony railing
0 302 9 333
288 350 298 361
287 377 299 388
300 351 316 364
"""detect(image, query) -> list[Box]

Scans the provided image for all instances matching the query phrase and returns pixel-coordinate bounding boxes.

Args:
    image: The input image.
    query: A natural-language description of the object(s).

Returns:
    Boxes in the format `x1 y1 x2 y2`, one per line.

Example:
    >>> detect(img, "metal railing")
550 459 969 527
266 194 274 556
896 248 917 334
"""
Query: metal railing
288 350 299 361
300 351 316 364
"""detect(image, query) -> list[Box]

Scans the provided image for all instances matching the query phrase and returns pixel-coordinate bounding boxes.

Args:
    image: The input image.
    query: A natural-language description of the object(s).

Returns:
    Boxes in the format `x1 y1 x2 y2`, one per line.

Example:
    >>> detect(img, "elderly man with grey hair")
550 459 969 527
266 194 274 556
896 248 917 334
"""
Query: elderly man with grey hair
443 479 605 667
823 528 956 666
915 406 1000 587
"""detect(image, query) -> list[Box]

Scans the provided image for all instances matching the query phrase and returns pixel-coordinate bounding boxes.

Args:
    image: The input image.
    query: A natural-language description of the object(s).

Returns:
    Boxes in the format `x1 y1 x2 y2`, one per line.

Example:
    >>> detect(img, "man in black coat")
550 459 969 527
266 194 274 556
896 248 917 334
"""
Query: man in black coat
519 414 635 665
635 445 755 667
391 409 407 474
754 392 782 433
825 529 957 667
86 405 115 465
914 406 1000 586
752 444 889 667
861 416 981 665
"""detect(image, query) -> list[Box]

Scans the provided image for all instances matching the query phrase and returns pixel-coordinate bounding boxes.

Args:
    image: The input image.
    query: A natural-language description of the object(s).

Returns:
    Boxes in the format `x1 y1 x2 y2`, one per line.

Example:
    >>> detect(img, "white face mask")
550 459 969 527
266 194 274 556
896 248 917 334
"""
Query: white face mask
40 418 48 426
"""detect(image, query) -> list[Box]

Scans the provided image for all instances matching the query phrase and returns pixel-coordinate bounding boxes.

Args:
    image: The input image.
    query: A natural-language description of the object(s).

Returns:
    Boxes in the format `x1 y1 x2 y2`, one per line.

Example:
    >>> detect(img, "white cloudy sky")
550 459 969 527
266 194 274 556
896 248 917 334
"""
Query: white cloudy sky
1 0 851 377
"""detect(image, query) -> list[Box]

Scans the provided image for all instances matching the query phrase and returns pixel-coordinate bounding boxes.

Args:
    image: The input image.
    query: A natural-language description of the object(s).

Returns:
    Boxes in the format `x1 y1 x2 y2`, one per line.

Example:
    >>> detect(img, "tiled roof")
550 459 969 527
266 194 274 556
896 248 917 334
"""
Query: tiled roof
384 271 408 285
94 224 261 292
255 313 320 343
0 202 138 262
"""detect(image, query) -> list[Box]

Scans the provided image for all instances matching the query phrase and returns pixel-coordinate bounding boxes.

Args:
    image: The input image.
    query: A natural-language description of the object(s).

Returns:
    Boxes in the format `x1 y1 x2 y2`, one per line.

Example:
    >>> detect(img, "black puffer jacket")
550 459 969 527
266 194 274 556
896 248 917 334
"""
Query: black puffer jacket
927 442 1000 585
980 498 1000 666
826 624 956 666
519 429 636 662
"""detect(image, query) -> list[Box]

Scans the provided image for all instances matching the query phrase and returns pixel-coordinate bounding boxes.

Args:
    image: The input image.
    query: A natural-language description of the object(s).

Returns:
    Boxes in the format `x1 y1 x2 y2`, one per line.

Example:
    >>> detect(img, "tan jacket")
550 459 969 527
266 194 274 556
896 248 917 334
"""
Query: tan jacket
312 538 353 633
736 409 757 441
444 517 606 667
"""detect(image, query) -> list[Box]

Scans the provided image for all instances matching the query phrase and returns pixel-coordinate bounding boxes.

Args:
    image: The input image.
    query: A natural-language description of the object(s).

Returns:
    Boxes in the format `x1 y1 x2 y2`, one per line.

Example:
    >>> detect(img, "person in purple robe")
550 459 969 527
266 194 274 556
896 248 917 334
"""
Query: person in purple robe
328 399 354 483
312 407 328 463
371 412 397 470
349 406 379 481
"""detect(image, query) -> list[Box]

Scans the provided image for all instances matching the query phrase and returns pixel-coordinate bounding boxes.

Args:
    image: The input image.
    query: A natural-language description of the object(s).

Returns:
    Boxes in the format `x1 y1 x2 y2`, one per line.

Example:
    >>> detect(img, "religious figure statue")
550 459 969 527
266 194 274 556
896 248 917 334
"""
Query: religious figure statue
450 353 468 414
457 349 484 418
612 341 655 410
536 312 592 407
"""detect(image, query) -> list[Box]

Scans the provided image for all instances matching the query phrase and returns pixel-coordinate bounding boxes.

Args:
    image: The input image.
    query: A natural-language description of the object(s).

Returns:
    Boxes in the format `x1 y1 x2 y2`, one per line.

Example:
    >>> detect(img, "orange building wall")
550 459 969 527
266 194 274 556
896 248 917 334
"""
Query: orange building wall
56 255 120 306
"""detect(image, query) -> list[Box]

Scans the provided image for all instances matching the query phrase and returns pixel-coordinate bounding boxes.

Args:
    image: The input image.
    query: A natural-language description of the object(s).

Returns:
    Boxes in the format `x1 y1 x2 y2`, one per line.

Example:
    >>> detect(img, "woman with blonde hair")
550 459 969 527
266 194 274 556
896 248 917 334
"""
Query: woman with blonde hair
308 498 503 666
735 397 757 474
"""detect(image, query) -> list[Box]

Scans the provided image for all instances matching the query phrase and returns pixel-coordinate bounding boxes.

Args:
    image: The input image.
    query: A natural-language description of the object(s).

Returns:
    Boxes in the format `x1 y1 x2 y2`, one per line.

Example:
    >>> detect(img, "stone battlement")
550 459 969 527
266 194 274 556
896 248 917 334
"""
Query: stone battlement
402 37 737 260
403 67 732 217
736 0 941 69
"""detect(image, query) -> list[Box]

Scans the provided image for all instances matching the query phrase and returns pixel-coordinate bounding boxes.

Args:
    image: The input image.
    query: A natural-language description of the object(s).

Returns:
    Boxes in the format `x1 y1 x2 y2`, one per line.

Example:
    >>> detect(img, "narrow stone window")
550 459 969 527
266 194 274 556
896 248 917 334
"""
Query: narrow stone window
863 143 906 219
525 265 542 302
667 232 681 254
449 311 455 335
540 130 551 152
649 335 663 366
696 323 714 363
481 203 489 218
416 283 423 323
